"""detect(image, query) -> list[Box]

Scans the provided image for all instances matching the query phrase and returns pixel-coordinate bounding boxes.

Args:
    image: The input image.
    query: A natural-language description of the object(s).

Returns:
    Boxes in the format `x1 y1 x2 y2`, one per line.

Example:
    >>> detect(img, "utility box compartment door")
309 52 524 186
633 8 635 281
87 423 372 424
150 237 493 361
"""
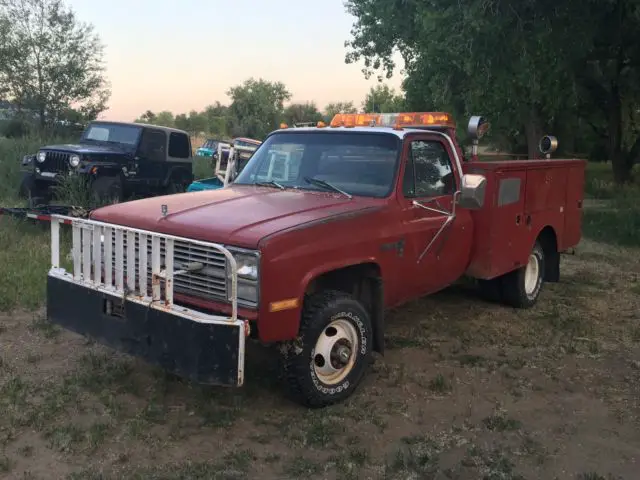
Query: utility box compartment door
562 164 586 249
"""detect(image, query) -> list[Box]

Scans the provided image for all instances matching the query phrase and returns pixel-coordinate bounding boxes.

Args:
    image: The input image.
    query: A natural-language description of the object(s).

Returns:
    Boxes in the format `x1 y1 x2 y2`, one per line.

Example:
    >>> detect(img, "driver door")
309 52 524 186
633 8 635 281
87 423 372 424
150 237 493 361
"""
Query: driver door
398 135 473 298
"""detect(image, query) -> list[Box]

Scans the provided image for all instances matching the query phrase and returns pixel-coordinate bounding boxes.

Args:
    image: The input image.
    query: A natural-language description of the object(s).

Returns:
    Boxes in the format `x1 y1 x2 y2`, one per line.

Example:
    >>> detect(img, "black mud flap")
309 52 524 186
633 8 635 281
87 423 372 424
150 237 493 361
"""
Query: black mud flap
46 275 244 386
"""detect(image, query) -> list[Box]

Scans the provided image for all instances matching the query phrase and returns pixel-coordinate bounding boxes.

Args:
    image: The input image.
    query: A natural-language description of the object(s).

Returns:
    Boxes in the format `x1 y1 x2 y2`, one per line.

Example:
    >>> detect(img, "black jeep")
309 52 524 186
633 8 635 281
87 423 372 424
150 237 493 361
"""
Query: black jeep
19 121 194 205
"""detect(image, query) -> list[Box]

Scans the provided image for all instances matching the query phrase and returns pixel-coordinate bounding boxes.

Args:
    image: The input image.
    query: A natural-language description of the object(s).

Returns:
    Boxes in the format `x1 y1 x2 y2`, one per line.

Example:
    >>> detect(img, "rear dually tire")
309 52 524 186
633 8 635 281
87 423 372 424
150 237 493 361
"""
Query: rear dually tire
500 241 545 308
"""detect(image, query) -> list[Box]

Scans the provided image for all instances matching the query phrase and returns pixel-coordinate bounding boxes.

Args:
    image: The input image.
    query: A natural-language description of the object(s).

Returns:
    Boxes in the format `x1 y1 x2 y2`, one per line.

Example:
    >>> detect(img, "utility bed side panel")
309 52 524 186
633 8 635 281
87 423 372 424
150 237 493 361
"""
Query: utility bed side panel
463 165 497 278
561 164 586 249
465 168 530 279
463 159 585 280
524 166 569 214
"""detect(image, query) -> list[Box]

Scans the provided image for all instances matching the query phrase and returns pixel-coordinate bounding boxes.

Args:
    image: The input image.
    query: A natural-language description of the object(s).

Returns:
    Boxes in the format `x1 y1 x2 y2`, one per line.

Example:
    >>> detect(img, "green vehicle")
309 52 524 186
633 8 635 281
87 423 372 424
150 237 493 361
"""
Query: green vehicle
195 138 224 157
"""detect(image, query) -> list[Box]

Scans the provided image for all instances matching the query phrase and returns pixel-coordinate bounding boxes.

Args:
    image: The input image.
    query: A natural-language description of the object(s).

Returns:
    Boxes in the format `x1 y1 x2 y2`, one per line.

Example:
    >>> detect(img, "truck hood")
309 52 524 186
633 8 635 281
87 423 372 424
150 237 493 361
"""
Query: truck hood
89 185 381 248
41 143 130 155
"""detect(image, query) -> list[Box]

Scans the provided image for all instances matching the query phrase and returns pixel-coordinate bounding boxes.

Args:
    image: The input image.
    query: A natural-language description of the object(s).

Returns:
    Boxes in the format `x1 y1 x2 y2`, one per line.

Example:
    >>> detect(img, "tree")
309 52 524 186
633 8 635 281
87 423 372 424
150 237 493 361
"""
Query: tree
362 84 405 113
135 110 156 124
344 0 582 159
226 78 291 139
203 102 229 136
0 0 110 129
344 0 640 182
152 111 175 128
573 0 640 183
283 102 323 125
323 101 357 120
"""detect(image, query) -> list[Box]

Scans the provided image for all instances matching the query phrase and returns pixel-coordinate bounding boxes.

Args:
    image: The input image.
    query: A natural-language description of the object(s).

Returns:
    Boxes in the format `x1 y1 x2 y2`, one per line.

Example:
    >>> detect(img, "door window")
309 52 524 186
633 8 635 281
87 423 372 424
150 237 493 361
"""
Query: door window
138 129 167 162
403 140 456 197
169 132 190 159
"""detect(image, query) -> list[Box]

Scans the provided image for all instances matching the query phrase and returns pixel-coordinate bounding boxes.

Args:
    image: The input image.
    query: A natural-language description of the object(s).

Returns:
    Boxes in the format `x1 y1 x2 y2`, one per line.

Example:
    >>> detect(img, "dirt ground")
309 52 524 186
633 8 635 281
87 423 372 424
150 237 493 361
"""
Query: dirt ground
1 238 639 479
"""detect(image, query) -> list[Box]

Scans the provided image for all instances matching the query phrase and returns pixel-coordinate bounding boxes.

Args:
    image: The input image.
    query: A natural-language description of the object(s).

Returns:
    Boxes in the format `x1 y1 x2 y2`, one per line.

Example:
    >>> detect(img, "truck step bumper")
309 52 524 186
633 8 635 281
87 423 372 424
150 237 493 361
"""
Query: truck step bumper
46 274 246 387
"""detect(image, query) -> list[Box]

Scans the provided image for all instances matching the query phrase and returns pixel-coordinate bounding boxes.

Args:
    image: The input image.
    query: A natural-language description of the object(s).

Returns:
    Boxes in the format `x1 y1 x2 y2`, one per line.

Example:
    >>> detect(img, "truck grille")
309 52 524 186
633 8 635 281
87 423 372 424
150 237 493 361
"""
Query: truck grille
109 235 229 303
42 151 70 172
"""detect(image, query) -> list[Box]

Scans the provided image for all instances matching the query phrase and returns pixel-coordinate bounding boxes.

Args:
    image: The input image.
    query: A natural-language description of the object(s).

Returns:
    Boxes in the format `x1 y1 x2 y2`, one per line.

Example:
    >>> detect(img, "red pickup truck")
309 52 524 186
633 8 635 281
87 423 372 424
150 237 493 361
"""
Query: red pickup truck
46 112 585 408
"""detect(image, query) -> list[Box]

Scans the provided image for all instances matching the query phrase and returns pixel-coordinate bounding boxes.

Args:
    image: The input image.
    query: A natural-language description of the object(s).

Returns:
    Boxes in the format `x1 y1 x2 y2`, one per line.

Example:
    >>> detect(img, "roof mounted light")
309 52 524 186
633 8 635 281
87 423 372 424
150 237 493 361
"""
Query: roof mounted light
329 112 455 130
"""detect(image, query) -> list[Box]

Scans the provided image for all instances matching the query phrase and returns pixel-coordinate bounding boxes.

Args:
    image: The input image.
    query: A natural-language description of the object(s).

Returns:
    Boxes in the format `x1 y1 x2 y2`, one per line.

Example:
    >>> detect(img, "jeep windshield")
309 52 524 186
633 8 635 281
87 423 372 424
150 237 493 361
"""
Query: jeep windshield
80 123 142 148
233 131 401 198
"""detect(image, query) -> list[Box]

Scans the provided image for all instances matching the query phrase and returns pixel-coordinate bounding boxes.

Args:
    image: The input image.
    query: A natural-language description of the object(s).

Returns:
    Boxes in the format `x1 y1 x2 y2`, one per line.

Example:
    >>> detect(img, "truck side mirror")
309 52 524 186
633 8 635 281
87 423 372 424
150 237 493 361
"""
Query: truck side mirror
457 174 487 210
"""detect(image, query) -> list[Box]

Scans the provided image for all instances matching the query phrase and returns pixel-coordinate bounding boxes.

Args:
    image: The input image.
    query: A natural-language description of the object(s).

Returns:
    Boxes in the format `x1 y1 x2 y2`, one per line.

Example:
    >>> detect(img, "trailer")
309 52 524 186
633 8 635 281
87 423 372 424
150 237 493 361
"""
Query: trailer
187 138 262 192
0 205 90 224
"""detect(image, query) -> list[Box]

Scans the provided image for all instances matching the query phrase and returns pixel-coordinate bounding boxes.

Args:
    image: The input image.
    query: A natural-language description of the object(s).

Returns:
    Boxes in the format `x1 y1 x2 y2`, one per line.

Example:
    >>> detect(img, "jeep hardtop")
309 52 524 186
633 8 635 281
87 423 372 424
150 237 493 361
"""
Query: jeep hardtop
45 112 586 407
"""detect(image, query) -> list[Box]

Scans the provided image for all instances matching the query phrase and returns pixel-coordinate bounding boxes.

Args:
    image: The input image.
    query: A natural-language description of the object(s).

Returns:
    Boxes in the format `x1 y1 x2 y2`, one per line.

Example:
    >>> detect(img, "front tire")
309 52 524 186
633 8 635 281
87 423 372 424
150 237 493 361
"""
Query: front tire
166 179 188 194
501 241 545 308
280 290 373 408
19 174 50 206
91 176 122 205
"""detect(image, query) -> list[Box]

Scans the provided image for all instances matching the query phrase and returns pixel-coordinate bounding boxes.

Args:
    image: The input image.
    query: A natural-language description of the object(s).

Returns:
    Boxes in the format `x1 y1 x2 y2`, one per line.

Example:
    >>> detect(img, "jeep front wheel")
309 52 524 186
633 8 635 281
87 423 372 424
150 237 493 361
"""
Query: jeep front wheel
91 176 122 205
280 290 372 408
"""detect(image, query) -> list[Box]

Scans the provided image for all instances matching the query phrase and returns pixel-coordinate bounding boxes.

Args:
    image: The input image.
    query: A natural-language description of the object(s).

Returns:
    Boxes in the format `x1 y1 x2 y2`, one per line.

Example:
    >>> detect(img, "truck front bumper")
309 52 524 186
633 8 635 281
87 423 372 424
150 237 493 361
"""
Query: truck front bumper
47 273 247 386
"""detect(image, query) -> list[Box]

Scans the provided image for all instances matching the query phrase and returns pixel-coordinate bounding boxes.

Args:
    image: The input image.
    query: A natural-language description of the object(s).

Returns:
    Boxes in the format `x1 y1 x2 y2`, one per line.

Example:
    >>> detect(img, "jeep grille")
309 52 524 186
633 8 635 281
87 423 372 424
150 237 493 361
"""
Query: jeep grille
42 151 70 172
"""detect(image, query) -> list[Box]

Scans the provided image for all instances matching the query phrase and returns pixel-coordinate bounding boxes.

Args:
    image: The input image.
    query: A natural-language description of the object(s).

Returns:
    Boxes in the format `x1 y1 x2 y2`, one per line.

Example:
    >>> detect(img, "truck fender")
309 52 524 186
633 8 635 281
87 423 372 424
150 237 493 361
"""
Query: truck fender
300 257 385 354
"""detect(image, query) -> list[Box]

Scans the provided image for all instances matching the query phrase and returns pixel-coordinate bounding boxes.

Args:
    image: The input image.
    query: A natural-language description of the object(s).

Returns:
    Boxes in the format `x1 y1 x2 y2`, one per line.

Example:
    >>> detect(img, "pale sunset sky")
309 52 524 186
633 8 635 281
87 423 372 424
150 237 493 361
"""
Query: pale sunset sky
66 0 405 121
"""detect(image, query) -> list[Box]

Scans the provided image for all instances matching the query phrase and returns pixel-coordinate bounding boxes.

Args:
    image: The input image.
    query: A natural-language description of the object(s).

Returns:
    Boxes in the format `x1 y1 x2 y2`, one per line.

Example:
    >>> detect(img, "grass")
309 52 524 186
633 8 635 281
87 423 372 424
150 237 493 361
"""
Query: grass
582 162 640 247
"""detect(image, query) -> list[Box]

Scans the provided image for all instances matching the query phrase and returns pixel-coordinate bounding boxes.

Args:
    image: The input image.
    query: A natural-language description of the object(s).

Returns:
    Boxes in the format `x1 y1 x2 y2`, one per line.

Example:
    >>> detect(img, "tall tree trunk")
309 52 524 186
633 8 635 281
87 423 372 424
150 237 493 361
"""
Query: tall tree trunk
608 80 634 184
38 106 46 131
524 108 542 160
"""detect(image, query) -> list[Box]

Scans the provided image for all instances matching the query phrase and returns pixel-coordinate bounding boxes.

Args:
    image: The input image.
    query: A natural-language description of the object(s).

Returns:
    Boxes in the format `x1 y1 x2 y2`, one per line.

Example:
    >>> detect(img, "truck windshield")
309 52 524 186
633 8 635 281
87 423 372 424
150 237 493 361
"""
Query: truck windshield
233 131 401 198
81 123 142 146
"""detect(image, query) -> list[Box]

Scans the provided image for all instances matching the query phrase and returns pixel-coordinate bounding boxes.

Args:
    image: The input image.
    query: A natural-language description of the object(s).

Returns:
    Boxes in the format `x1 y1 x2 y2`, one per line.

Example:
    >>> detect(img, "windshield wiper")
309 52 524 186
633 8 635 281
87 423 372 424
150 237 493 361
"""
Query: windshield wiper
303 177 352 199
255 180 285 190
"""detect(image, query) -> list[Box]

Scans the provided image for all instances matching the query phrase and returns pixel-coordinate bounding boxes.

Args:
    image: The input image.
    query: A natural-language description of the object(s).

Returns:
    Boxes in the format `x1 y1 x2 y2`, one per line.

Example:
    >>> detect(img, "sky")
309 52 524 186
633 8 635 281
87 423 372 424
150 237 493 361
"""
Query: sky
66 0 406 121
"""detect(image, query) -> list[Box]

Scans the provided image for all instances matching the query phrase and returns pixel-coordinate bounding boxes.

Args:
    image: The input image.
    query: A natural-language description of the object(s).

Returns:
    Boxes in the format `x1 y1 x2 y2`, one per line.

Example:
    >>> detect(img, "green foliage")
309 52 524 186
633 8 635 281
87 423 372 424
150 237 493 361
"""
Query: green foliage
0 0 110 128
283 102 323 125
0 135 74 201
135 103 230 138
324 101 358 120
1 118 30 138
362 84 405 113
344 0 640 182
226 78 291 139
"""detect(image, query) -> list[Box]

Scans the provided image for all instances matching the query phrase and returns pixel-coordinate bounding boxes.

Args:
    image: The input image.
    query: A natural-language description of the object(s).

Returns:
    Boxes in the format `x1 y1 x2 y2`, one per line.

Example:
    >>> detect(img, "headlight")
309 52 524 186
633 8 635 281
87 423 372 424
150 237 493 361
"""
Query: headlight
69 154 80 167
37 151 46 163
233 253 258 280
227 250 259 305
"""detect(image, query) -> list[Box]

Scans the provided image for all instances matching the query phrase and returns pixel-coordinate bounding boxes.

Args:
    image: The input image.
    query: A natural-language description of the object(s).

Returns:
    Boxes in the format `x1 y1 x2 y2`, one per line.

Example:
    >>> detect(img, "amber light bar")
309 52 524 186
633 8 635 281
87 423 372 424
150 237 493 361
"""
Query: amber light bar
329 112 455 129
